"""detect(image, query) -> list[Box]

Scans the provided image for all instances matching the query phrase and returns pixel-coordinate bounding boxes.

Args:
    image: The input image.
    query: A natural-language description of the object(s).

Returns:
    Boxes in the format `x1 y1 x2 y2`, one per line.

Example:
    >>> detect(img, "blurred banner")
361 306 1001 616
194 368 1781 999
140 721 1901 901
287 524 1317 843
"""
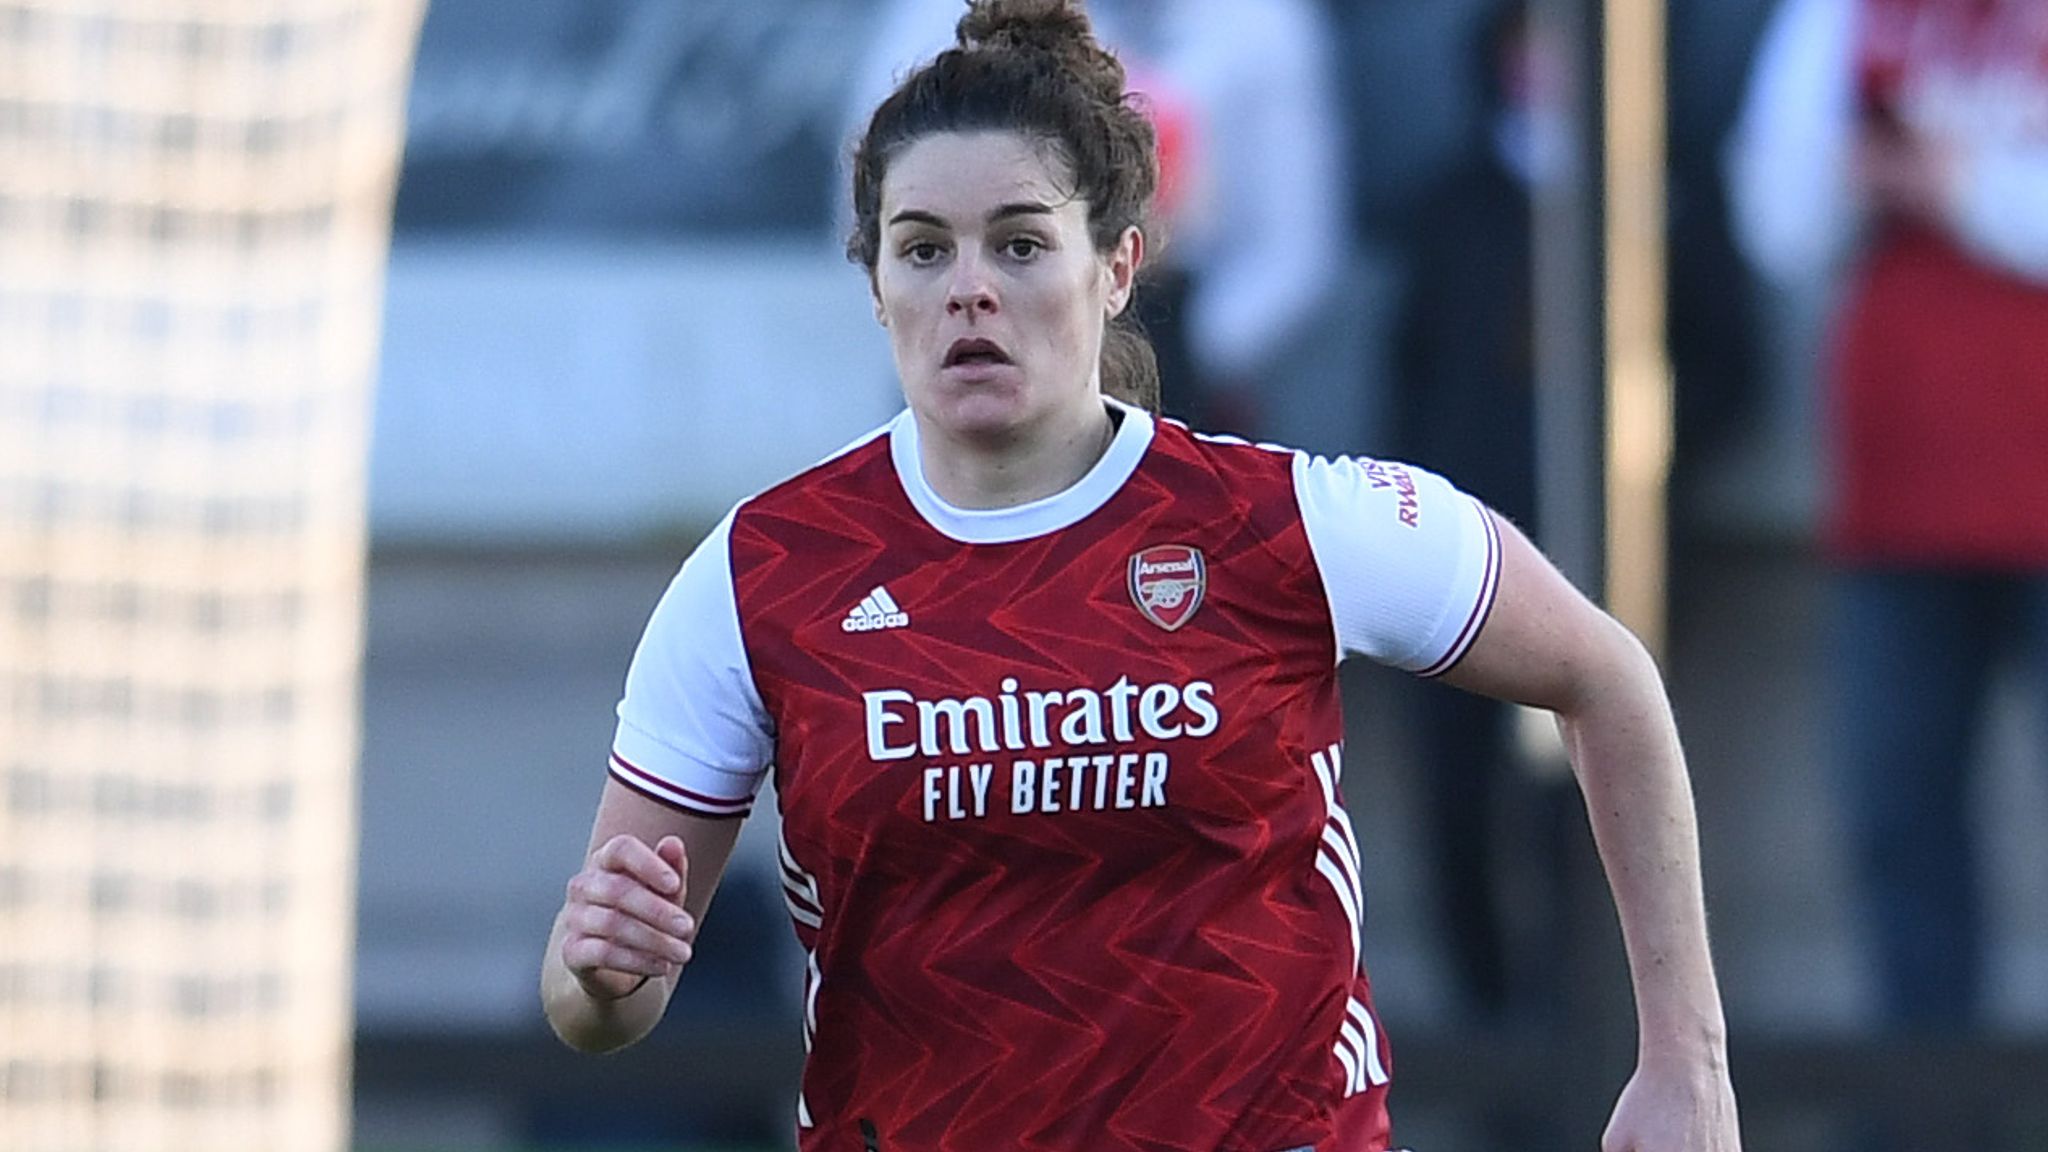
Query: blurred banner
370 239 897 545
0 3 424 1150
371 0 899 544
395 0 872 237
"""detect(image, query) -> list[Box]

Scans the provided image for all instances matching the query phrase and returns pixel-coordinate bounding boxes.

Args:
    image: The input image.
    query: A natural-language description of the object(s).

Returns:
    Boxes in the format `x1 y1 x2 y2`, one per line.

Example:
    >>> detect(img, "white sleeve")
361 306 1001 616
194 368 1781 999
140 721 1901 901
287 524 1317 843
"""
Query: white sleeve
1948 143 2048 284
610 510 774 819
1293 455 1503 676
1724 0 1860 288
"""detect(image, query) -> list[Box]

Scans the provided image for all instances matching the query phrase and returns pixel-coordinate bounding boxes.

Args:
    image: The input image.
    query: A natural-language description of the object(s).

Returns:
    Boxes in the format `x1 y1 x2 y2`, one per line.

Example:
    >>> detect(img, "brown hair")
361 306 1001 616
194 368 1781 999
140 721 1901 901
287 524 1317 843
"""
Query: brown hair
847 0 1162 413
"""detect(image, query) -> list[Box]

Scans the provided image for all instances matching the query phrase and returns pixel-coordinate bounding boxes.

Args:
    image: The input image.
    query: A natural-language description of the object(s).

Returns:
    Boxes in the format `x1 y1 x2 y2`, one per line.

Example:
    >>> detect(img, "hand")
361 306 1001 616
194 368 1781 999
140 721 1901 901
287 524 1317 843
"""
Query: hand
557 834 697 1001
1856 125 1955 224
1601 1056 1741 1152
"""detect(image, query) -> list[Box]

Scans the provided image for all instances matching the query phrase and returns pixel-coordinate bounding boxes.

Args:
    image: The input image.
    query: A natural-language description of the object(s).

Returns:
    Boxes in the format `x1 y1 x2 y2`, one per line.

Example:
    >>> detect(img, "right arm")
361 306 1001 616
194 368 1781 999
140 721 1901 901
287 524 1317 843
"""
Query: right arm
541 780 745 1053
542 508 773 1052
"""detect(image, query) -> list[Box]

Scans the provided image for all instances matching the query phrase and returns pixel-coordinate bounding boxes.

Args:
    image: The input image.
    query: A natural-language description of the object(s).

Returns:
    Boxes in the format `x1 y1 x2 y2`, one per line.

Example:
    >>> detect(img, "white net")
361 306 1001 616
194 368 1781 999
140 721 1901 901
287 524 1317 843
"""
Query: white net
0 3 423 1149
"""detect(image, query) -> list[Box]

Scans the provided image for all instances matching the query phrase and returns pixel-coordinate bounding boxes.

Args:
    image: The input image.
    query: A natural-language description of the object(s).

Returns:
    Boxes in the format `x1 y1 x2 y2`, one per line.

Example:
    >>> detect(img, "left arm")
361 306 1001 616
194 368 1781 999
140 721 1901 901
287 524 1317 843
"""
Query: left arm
1441 512 1739 1152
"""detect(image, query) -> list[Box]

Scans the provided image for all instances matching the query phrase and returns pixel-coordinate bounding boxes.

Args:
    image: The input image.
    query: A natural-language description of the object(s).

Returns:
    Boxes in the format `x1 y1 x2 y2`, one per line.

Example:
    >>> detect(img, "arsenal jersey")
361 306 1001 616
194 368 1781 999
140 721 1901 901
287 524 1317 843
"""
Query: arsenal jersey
608 400 1502 1152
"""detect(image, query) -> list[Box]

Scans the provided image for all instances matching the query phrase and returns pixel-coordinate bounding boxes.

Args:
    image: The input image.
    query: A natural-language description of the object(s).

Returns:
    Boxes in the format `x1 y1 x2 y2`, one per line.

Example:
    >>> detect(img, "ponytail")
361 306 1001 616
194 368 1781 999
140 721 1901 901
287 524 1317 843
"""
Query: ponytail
1101 317 1160 413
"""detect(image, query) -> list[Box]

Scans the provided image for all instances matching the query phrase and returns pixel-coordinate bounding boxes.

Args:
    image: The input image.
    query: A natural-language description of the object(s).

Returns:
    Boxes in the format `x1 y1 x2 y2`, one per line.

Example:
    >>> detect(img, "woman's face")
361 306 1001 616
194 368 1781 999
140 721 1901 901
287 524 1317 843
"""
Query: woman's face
872 130 1139 443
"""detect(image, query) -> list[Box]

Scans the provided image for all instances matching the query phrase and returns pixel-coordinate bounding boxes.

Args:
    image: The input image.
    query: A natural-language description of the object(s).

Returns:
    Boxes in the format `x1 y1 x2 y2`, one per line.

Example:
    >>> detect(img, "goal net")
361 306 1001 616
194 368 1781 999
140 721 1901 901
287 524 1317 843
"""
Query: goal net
0 3 423 1149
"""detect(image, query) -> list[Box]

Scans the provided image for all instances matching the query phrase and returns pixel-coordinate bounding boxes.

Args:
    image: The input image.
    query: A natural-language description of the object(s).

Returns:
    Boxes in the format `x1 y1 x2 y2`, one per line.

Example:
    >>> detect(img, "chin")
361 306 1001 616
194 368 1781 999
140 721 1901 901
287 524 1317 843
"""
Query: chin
915 381 1039 441
938 401 1035 443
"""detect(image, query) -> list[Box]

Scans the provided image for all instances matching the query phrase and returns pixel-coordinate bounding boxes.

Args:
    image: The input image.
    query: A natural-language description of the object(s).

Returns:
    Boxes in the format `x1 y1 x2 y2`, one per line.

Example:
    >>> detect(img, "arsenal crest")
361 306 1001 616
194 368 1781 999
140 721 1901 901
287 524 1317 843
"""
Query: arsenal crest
1128 544 1206 631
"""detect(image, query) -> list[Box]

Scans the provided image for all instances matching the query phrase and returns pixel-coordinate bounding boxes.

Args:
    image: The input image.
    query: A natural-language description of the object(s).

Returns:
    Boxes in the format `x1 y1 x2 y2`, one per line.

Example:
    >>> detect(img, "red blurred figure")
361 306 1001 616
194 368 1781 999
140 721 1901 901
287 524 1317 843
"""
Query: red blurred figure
1729 0 2048 1031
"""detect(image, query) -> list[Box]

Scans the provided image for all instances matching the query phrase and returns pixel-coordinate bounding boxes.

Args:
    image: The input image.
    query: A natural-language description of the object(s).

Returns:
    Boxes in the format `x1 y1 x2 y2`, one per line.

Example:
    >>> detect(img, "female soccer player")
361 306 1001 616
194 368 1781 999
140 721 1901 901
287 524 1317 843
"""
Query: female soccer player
541 2 1741 1149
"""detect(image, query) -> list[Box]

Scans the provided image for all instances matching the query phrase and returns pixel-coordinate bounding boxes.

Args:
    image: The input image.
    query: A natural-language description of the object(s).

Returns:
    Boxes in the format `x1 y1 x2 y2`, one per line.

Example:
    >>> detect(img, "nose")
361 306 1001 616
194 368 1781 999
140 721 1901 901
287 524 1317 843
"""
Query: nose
945 252 998 317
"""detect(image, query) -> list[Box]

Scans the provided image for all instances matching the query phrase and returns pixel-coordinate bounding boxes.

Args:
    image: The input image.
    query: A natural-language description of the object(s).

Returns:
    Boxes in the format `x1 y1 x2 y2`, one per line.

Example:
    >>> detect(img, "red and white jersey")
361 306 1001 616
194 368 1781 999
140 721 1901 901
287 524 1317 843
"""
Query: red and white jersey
609 401 1501 1152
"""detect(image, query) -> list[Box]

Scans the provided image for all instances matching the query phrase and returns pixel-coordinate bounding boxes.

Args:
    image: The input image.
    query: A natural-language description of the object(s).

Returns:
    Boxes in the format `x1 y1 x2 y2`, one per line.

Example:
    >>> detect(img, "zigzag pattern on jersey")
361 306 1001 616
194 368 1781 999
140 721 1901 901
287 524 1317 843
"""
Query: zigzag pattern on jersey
728 422 1393 1151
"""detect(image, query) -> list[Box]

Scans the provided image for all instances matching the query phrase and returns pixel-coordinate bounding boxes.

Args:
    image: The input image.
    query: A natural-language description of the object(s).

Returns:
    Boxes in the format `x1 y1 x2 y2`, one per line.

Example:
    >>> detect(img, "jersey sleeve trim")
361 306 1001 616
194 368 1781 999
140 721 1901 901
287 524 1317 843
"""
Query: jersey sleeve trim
608 749 754 820
1294 454 1504 672
609 510 774 818
1415 498 1503 678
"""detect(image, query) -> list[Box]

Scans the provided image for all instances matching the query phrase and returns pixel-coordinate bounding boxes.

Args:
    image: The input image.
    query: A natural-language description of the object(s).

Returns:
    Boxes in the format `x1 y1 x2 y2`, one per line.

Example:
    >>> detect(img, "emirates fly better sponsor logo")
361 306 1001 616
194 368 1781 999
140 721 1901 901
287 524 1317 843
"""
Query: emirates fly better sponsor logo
863 676 1223 822
1128 544 1206 631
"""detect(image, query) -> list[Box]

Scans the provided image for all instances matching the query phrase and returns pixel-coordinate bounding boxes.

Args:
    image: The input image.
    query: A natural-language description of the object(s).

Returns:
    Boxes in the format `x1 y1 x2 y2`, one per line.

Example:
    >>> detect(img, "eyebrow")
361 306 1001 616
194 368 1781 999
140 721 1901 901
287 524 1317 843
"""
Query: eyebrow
886 202 1057 229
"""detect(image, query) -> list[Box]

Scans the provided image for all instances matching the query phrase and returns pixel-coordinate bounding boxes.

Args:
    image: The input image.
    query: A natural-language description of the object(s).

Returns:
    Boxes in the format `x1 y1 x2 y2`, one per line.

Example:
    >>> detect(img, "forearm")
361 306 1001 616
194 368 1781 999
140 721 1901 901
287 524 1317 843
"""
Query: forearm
541 907 674 1054
1557 621 1728 1064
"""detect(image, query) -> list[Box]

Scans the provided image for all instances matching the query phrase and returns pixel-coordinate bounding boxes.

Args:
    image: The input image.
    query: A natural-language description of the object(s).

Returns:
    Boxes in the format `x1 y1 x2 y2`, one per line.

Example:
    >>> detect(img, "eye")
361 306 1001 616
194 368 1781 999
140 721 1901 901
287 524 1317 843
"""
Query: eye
902 240 945 266
1002 235 1045 260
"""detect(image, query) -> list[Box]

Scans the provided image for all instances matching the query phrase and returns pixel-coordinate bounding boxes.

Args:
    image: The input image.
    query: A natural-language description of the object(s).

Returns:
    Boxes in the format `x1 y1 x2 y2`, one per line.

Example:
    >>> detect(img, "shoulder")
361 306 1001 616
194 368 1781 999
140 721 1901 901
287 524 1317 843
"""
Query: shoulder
730 414 899 529
1131 420 1312 530
1153 419 1303 484
1151 422 1463 525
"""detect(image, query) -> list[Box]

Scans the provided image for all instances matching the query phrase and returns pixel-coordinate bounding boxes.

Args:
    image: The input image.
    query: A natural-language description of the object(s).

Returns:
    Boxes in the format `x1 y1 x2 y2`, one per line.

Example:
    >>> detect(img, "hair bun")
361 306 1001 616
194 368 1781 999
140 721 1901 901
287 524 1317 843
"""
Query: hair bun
957 0 1121 95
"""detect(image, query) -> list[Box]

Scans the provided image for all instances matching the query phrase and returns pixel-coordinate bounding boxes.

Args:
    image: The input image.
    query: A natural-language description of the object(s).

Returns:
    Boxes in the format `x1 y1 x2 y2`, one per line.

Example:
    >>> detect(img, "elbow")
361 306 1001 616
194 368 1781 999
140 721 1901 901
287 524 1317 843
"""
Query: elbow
1551 611 1664 726
540 970 644 1055
553 1024 632 1057
541 985 597 1052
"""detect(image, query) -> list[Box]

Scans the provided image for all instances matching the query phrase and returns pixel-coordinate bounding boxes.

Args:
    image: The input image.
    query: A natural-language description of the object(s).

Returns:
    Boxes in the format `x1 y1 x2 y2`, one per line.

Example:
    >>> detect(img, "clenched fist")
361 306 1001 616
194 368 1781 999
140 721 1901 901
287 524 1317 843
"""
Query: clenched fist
558 833 697 1000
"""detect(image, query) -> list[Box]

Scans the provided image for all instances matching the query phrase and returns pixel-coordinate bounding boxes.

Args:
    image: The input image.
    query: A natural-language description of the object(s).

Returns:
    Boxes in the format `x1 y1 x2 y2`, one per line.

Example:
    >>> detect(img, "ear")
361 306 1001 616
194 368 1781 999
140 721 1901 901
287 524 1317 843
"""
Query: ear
1102 225 1144 319
869 271 889 328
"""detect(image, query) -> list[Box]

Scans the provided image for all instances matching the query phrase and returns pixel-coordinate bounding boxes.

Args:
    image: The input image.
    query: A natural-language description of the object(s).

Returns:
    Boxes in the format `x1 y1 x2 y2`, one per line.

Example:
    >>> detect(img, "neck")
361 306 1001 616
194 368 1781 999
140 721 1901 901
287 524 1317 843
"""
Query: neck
916 399 1118 511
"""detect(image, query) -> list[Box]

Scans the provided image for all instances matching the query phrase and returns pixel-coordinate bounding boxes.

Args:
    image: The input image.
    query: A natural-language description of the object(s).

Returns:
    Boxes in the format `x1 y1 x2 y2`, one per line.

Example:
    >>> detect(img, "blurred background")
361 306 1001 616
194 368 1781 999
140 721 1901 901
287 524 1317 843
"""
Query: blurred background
5 1 2046 1151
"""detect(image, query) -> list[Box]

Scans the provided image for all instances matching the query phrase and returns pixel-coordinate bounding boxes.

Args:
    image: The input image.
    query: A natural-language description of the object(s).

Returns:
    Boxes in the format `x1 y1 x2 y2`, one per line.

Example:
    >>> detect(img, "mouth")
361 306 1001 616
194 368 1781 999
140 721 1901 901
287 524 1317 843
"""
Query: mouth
943 337 1014 368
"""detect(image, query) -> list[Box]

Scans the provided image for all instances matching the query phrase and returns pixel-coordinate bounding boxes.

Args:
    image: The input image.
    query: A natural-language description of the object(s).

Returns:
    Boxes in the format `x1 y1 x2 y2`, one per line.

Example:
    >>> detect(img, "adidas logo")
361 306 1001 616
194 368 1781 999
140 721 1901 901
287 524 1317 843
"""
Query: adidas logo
841 585 910 633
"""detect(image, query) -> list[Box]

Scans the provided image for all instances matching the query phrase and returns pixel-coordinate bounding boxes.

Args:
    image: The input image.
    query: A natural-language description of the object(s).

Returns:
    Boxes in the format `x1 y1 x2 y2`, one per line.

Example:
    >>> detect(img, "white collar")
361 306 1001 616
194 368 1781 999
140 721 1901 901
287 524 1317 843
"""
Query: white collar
889 398 1155 544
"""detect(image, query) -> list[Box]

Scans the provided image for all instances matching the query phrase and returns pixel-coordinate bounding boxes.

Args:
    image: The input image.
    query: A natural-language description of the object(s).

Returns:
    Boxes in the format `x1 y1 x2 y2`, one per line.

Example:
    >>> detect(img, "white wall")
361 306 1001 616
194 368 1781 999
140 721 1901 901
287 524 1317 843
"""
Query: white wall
371 239 900 545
